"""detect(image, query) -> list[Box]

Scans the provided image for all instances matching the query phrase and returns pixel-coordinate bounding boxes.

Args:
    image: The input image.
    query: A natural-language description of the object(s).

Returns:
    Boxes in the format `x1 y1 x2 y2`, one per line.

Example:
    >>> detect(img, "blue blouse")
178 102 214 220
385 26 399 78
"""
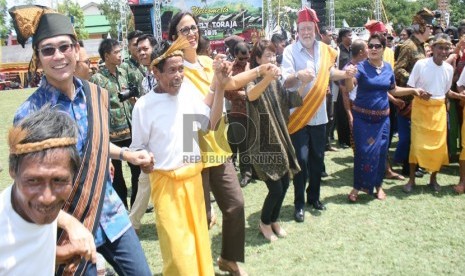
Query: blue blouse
354 60 395 111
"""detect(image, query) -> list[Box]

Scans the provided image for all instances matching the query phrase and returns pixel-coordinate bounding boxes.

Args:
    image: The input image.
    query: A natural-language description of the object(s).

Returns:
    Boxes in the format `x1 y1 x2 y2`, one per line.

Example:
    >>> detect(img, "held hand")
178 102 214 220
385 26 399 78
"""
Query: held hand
417 88 432 100
299 69 315 84
127 149 153 166
213 54 232 88
140 152 155 173
344 65 357 78
65 218 97 264
264 65 281 80
258 64 279 77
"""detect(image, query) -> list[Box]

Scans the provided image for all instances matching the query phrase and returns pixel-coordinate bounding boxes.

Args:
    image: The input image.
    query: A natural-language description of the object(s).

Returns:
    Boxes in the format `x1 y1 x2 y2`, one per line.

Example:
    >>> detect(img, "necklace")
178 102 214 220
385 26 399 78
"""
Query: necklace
368 59 384 75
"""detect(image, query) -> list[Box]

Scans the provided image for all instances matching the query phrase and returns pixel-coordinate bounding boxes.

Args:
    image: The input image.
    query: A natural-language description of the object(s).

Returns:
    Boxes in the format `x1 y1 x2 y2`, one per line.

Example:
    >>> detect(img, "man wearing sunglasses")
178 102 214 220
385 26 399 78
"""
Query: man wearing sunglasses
10 7 152 275
394 8 435 180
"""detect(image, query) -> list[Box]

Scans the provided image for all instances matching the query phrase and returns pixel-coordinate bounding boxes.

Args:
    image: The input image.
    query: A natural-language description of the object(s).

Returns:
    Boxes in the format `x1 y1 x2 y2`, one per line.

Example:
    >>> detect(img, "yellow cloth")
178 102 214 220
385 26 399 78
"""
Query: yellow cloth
149 163 214 276
384 47 395 68
409 97 449 171
460 105 465 160
183 55 232 167
287 43 337 134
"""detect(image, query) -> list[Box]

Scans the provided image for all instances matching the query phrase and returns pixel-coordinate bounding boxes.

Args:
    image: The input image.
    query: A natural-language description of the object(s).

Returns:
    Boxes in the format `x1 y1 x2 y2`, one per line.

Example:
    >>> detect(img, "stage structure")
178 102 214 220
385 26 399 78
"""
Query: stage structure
128 0 264 53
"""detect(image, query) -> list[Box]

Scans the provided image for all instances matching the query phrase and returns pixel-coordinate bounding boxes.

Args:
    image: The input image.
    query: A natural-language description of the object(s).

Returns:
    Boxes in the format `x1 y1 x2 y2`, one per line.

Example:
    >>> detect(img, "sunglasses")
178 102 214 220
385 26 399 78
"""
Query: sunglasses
237 57 249 61
77 59 91 66
368 43 383 49
177 25 198 36
39 43 75 57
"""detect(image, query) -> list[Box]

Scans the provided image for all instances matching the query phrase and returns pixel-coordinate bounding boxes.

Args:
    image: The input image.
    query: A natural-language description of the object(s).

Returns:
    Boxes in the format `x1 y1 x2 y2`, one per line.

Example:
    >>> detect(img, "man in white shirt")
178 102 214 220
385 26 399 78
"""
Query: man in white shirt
281 7 356 221
130 37 230 275
129 33 158 233
403 33 454 193
0 107 96 274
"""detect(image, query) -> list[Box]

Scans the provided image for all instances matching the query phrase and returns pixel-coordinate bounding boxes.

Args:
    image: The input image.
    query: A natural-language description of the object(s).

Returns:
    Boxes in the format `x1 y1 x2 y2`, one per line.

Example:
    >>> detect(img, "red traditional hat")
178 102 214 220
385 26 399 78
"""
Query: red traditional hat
297 7 319 24
364 20 386 35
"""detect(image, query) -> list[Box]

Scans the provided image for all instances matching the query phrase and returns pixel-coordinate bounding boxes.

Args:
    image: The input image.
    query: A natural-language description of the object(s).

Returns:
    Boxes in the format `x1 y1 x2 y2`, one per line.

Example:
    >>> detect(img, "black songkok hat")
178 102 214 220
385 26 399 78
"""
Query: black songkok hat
9 5 76 48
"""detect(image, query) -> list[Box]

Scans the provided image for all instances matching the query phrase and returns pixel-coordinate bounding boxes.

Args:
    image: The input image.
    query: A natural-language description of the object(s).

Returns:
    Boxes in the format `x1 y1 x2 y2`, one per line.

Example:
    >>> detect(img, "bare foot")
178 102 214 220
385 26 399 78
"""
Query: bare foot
259 222 278 242
348 189 359 202
453 183 465 194
428 181 441 192
376 187 386 200
271 222 287 237
403 181 415 193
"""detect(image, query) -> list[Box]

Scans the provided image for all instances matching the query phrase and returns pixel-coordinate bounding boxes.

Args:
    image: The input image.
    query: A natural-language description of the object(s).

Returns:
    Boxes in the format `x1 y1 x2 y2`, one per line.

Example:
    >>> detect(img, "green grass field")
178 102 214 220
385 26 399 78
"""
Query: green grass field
2 89 465 275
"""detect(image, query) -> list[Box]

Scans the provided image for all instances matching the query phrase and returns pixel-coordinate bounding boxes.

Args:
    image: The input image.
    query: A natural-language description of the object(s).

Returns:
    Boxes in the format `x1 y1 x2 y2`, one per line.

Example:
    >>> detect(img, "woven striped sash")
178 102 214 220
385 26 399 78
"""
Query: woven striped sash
288 43 337 134
56 81 109 275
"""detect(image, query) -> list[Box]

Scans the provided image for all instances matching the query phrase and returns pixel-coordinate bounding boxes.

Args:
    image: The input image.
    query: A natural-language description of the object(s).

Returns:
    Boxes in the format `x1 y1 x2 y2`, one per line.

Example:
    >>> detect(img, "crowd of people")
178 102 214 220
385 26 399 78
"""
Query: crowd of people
2 3 465 276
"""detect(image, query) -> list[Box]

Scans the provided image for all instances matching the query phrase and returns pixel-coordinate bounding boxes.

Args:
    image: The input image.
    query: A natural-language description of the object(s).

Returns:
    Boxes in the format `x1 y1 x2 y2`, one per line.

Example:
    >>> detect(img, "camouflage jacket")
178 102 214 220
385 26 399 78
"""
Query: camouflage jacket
394 35 426 87
120 58 146 96
90 66 133 142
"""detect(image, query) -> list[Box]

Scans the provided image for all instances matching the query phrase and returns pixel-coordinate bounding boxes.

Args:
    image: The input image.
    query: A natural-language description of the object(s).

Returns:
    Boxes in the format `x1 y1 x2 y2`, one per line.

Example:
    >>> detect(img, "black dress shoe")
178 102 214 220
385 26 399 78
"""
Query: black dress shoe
240 176 251 188
321 171 329 178
294 209 304 222
310 200 326 210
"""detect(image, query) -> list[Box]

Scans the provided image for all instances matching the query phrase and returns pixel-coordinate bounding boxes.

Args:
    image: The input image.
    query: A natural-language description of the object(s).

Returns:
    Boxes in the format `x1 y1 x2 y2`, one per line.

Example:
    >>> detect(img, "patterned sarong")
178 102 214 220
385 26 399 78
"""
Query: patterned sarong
352 106 390 193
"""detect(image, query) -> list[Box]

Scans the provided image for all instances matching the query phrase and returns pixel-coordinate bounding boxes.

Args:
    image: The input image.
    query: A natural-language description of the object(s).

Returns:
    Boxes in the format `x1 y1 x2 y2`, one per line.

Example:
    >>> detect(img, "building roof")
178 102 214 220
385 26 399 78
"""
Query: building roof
84 14 109 26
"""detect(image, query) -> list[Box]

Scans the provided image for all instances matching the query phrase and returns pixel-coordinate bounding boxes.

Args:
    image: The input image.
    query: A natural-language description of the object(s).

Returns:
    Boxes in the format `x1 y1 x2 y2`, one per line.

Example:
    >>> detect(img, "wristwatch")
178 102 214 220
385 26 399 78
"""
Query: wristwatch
119 147 129 161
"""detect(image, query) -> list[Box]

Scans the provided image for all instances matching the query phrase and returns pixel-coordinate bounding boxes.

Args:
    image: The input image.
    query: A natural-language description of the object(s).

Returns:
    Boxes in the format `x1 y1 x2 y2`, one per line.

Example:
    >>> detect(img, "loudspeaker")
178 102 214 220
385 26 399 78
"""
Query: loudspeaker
312 0 327 29
130 5 153 34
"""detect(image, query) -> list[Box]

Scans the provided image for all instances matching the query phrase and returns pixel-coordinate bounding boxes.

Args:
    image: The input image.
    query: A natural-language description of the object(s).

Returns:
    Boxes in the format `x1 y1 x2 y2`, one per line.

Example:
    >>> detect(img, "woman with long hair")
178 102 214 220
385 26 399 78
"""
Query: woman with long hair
168 11 273 275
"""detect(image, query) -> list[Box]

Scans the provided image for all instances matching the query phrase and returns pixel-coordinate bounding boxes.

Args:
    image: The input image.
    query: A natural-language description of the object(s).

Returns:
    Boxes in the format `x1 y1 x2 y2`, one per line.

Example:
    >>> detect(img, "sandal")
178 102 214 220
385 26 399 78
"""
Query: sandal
385 173 405 180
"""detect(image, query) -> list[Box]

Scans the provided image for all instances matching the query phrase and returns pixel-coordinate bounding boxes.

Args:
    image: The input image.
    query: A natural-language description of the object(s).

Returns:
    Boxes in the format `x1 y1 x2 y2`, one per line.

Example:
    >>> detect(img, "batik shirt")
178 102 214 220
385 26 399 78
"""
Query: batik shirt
13 76 131 247
120 58 146 96
394 35 426 87
90 66 133 142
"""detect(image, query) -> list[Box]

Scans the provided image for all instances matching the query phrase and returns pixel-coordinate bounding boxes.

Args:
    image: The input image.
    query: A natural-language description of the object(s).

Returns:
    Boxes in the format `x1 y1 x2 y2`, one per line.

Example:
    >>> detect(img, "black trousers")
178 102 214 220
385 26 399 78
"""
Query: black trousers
291 124 326 209
261 174 290 224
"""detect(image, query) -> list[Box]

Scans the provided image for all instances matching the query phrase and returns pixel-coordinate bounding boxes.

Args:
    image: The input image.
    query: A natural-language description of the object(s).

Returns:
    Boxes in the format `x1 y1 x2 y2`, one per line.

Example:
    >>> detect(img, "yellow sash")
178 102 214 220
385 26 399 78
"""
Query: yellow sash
384 47 395 68
183 56 232 168
288 43 337 134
